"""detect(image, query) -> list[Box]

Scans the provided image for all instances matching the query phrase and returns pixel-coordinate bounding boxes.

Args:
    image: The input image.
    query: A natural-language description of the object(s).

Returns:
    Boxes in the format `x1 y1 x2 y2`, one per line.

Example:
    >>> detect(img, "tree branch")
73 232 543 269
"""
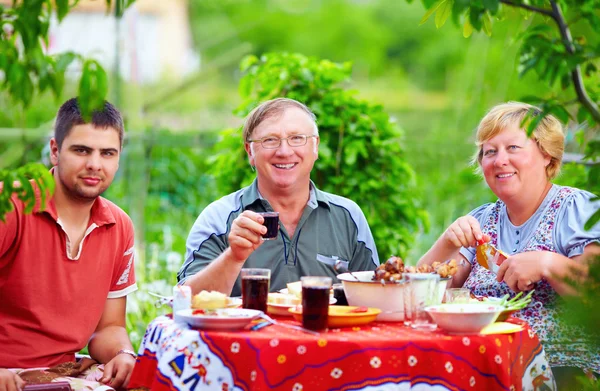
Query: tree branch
499 0 600 123
499 0 554 18
550 1 600 123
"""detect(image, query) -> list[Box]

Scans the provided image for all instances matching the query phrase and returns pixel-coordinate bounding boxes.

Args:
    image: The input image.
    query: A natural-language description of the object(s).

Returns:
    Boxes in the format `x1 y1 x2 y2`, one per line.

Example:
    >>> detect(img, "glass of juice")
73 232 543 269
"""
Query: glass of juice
301 276 332 331
258 212 279 240
241 268 271 312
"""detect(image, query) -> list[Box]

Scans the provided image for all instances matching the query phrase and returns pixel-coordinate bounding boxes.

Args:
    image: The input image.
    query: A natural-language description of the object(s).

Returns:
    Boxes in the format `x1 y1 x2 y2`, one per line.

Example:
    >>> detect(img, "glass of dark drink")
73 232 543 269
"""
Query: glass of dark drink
332 283 348 306
241 268 271 312
258 212 279 240
301 276 332 331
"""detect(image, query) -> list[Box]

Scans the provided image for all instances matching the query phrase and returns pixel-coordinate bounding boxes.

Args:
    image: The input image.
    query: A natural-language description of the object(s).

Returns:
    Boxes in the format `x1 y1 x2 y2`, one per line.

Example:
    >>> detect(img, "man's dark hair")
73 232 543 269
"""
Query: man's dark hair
54 98 124 149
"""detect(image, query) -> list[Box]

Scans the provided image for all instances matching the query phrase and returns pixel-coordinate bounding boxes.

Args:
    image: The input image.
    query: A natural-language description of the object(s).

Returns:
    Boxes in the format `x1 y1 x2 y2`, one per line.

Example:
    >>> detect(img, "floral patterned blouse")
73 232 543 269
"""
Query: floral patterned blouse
460 184 600 372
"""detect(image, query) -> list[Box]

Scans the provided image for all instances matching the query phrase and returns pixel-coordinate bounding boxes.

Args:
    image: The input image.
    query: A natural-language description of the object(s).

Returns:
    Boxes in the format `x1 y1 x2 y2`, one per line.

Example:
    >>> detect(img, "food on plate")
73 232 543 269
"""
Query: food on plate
471 290 534 321
286 281 302 298
192 290 228 310
405 259 458 278
372 256 459 282
432 259 458 278
268 293 301 306
373 256 405 282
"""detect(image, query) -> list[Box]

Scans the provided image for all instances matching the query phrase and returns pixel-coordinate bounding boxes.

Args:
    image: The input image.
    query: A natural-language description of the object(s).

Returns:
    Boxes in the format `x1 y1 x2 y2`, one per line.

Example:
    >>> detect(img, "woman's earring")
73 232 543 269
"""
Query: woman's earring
250 165 256 172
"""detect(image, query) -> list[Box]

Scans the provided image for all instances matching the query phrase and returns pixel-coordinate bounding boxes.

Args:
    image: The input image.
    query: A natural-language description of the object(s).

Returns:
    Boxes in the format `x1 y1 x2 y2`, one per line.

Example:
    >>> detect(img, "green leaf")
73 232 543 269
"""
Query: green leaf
549 105 570 124
419 0 444 25
55 52 77 72
435 0 453 29
585 208 600 231
78 60 108 120
55 0 69 22
482 12 493 36
577 107 591 124
482 0 499 14
239 54 258 72
463 17 473 38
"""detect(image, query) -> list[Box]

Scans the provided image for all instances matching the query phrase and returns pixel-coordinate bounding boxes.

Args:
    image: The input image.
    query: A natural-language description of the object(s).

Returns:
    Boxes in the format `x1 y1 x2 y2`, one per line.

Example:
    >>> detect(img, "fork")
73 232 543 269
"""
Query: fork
334 260 360 281
258 313 321 336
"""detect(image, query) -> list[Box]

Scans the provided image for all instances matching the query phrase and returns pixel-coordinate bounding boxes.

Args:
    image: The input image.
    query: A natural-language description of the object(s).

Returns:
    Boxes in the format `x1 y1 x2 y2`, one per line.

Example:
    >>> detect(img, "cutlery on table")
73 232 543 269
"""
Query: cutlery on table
258 313 321 336
148 291 173 308
475 240 507 271
333 259 360 281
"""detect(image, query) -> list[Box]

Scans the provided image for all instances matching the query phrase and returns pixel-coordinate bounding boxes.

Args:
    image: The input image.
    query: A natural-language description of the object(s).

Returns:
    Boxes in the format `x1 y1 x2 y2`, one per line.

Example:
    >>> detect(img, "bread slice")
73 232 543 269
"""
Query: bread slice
286 281 302 298
268 293 301 305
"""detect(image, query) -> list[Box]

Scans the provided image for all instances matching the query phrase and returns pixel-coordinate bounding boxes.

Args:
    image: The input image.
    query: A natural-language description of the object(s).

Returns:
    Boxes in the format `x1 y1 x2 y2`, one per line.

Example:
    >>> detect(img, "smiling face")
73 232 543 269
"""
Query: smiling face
245 106 319 194
50 123 121 202
480 123 551 202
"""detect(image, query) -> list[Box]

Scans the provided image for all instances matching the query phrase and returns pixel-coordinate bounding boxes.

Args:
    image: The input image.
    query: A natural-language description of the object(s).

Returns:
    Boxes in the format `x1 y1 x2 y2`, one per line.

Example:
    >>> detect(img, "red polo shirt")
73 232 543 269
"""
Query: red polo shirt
0 181 137 368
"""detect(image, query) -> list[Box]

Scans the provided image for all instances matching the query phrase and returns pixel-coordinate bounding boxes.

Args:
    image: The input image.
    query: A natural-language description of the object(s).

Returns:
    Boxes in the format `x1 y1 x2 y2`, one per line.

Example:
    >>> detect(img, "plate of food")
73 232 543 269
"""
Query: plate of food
268 292 336 316
279 281 336 302
475 290 535 321
176 308 263 330
288 305 381 328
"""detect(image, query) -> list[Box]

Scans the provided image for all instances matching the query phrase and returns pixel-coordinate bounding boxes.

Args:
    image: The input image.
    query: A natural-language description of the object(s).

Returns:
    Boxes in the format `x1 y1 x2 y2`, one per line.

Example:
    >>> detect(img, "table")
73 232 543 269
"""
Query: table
128 315 556 391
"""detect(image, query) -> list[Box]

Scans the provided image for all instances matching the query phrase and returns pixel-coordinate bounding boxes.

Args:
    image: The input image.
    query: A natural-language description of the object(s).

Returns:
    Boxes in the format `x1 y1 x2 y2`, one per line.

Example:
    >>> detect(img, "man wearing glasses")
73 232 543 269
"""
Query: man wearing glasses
178 98 379 296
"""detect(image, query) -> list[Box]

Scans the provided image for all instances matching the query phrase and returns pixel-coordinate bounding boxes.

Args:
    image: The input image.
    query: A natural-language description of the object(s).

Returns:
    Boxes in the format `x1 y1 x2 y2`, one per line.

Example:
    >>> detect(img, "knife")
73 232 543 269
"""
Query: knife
475 240 508 273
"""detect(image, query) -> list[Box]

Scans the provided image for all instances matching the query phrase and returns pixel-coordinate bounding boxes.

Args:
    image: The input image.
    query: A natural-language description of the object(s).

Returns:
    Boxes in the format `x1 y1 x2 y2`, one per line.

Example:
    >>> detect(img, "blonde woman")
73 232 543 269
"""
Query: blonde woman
418 102 600 384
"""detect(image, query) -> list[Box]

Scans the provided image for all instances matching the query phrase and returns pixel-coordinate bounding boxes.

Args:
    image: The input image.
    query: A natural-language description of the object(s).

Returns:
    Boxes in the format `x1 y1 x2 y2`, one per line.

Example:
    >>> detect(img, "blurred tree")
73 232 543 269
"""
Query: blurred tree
419 0 599 122
0 0 135 220
188 0 467 88
210 52 428 259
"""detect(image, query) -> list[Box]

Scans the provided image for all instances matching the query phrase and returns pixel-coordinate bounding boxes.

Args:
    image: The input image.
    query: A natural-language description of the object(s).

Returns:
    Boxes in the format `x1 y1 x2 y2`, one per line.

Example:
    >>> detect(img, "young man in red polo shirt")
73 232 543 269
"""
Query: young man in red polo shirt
0 98 137 391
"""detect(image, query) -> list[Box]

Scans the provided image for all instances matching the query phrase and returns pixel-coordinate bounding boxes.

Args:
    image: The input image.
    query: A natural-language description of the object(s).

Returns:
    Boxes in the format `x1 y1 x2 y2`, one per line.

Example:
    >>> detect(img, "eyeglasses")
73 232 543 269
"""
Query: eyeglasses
248 134 317 149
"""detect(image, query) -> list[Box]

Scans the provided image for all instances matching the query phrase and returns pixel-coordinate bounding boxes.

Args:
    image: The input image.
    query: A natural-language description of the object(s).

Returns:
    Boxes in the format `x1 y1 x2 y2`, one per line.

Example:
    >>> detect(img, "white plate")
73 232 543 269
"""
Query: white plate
176 308 262 330
227 297 242 307
277 288 337 304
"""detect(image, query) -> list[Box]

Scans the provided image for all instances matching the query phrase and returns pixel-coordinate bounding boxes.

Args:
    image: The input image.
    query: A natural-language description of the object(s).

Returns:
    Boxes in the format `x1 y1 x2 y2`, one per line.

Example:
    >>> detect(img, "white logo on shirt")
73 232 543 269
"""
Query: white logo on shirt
117 246 134 285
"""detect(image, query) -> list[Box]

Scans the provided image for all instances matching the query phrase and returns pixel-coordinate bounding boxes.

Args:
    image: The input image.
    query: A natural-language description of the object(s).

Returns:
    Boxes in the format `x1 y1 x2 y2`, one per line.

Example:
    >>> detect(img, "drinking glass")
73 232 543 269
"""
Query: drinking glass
444 288 471 303
404 273 439 330
258 212 279 240
301 276 332 331
241 268 271 312
173 285 192 323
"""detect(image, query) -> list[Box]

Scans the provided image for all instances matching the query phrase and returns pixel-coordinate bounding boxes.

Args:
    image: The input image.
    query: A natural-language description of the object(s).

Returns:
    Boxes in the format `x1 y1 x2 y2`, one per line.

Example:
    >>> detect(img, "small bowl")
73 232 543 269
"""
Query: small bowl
476 297 517 321
425 304 503 334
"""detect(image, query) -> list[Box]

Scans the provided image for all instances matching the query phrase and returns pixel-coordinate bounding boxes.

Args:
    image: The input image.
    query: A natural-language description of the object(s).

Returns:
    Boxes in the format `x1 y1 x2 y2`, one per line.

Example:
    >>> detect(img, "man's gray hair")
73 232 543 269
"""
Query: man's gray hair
242 98 318 142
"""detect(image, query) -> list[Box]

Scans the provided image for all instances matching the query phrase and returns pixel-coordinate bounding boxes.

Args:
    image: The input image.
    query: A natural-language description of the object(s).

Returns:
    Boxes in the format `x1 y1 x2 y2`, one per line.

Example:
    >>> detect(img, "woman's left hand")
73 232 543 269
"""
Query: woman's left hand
496 251 552 292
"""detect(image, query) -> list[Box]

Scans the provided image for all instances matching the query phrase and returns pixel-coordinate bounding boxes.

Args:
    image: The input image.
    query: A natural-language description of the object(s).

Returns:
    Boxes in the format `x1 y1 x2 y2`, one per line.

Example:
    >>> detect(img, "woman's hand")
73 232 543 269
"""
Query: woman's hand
443 216 486 249
496 251 552 292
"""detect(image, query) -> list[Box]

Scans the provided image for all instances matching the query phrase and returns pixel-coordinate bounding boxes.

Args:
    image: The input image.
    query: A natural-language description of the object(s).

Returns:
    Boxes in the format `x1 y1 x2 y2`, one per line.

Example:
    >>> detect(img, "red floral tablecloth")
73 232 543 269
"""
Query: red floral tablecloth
128 315 555 391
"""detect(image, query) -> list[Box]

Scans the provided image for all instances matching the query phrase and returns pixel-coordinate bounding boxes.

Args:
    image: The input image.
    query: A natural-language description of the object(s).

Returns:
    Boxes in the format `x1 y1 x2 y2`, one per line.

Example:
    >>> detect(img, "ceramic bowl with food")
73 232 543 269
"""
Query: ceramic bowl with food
425 303 503 334
337 271 407 321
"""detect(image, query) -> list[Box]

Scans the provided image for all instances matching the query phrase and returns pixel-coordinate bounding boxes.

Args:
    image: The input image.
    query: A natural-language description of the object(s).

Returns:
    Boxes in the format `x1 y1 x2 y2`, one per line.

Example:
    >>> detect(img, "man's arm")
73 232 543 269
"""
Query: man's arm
88 297 135 389
183 211 266 295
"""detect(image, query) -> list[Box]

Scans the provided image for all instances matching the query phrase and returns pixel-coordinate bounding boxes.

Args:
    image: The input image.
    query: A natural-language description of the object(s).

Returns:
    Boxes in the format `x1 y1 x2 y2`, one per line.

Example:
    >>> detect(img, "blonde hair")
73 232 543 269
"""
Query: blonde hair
242 98 318 142
472 101 565 179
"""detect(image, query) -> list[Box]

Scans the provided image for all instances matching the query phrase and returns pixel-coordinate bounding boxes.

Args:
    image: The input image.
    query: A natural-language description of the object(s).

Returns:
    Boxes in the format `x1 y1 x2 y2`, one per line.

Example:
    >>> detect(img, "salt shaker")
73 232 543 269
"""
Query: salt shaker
173 285 192 322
